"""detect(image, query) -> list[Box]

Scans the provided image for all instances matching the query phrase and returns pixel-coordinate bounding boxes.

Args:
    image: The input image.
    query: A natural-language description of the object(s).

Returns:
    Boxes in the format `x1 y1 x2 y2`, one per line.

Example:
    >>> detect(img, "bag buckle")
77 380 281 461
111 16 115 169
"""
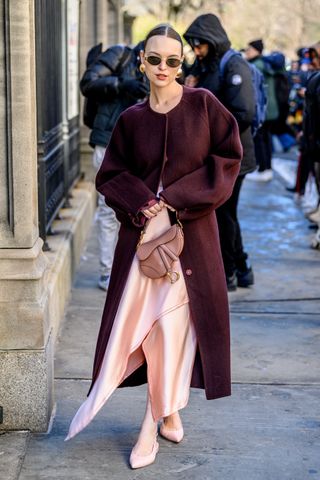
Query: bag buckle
166 271 180 284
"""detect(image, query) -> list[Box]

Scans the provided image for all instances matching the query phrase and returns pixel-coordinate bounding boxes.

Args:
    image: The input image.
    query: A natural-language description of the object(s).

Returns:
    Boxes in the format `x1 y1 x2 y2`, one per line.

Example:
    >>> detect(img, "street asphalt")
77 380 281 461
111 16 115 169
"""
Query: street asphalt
1 155 320 480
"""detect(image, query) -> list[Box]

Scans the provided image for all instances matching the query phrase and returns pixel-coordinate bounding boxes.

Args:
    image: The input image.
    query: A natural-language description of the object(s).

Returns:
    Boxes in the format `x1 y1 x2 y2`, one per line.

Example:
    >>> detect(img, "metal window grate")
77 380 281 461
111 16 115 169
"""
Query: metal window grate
35 0 80 245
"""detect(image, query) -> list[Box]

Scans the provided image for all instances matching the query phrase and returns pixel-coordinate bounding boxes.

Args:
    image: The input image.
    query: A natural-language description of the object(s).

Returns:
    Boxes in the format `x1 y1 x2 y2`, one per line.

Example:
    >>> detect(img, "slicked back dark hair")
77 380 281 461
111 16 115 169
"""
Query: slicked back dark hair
144 24 183 54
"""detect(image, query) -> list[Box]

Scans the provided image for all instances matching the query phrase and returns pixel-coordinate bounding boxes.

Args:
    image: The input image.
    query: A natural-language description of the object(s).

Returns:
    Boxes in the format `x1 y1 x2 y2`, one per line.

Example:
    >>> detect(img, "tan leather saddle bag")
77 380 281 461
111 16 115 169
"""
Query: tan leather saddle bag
136 220 184 283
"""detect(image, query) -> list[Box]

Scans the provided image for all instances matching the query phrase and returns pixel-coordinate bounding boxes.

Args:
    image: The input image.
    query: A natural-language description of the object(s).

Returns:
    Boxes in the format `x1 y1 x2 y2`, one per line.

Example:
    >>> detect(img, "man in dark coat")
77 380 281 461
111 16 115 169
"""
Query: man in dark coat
304 71 320 167
304 71 320 239
184 13 256 291
80 42 148 290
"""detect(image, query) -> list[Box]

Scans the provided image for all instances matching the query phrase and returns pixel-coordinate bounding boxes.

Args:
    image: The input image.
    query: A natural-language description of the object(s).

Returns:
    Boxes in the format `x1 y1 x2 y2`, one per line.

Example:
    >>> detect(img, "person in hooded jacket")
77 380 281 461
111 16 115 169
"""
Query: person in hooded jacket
184 13 256 291
80 42 149 291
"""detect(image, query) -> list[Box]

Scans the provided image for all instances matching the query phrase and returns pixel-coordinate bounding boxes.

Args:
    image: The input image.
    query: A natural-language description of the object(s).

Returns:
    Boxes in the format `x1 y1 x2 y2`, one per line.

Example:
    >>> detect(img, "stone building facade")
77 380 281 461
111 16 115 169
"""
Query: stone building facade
0 0 125 432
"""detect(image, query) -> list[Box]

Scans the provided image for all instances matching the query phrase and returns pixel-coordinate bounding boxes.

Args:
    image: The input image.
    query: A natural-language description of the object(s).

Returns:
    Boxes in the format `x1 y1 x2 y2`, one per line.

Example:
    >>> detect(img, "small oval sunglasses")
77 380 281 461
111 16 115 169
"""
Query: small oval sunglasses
144 55 182 68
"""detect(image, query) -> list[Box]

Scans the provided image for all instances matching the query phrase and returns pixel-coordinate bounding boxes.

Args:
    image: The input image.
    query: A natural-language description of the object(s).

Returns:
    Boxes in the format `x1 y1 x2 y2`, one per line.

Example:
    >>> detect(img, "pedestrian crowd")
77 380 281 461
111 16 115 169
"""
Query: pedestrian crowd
283 45 320 251
243 38 320 252
80 13 320 293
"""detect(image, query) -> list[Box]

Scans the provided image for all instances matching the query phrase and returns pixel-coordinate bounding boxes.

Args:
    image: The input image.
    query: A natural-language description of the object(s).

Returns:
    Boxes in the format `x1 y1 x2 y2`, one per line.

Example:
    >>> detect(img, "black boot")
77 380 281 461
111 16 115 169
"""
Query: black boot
236 266 254 288
226 272 238 292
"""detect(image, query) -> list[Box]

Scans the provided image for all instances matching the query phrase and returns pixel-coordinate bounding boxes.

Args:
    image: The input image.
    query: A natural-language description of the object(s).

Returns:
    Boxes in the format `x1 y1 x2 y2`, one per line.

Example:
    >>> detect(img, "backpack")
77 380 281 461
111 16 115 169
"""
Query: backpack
263 53 290 121
220 49 267 136
82 44 132 129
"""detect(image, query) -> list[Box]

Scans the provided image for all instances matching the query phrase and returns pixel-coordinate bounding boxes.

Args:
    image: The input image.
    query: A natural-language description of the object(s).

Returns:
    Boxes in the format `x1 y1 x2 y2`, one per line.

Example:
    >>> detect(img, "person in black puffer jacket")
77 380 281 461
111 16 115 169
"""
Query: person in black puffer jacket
184 13 256 291
80 42 149 291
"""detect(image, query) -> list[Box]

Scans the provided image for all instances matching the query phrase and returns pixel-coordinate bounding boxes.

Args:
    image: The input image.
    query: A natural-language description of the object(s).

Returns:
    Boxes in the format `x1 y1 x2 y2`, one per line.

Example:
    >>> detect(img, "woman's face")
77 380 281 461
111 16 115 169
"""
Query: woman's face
140 35 183 88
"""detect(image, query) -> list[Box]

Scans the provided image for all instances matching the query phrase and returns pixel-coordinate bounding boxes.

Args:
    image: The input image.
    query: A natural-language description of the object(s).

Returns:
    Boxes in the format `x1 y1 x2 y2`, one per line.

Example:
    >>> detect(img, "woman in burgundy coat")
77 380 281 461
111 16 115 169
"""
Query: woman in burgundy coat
66 24 242 469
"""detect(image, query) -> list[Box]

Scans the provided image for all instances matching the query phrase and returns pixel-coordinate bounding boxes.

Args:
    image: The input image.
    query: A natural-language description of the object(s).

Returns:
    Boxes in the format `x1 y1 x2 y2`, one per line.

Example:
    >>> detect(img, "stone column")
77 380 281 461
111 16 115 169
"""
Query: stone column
79 0 97 72
0 0 52 431
96 0 109 47
118 0 125 43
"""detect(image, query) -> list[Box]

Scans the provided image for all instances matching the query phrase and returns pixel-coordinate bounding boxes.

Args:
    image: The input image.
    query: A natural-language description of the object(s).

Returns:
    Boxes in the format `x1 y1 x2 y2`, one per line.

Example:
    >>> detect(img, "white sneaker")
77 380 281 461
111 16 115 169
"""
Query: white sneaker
98 274 110 291
294 193 303 205
304 205 320 217
295 194 318 212
307 206 320 224
301 198 319 214
246 169 273 182
300 177 319 212
311 228 320 249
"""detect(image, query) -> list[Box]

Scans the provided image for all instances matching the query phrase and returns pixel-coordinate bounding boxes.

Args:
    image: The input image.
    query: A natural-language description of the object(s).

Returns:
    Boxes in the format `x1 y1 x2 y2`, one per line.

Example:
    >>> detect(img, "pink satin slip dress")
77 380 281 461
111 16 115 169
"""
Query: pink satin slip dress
65 205 197 441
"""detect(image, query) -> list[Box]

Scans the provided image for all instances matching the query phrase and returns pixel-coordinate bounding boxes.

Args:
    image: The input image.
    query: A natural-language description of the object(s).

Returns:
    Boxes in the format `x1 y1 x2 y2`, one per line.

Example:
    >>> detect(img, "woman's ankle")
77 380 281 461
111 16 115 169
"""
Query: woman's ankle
133 420 158 455
140 413 158 435
141 421 158 436
163 411 182 428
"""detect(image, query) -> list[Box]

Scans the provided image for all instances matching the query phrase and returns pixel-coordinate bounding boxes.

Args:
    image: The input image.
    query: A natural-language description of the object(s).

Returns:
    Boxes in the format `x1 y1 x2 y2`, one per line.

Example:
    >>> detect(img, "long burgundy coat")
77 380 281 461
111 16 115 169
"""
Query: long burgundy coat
90 86 242 400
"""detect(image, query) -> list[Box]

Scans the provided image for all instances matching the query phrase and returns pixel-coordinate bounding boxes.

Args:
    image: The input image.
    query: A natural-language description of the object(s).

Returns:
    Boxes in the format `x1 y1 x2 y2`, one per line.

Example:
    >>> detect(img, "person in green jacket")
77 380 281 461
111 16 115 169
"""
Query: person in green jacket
245 39 278 182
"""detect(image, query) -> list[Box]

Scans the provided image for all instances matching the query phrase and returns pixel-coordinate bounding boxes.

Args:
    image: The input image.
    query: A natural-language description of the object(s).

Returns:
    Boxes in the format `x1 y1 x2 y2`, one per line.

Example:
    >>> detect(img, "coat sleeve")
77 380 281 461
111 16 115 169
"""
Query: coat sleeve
160 93 242 220
95 113 157 227
223 56 256 133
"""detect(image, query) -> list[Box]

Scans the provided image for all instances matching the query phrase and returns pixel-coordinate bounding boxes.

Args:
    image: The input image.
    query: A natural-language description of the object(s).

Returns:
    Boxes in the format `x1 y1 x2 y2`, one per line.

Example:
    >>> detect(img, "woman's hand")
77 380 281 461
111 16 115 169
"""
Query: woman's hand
141 199 175 218
159 199 175 212
141 201 163 219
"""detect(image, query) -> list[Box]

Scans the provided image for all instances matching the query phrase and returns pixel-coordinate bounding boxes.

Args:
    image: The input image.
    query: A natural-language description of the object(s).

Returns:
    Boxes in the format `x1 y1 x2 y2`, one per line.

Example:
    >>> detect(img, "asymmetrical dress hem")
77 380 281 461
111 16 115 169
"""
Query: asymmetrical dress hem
65 207 197 441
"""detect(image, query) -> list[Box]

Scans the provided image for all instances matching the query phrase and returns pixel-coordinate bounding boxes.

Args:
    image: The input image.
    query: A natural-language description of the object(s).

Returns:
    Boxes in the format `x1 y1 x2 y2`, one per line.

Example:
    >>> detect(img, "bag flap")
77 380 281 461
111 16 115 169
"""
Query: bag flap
136 225 181 261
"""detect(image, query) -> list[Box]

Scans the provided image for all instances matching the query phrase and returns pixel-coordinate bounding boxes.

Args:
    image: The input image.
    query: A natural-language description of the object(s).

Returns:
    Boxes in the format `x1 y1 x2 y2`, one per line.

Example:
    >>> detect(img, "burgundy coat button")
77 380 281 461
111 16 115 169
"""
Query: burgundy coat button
186 269 192 276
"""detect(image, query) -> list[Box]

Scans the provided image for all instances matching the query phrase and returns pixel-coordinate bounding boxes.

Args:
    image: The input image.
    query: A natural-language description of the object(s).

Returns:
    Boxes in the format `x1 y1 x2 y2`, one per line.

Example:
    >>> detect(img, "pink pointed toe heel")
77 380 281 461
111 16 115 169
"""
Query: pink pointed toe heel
129 437 159 469
159 422 184 443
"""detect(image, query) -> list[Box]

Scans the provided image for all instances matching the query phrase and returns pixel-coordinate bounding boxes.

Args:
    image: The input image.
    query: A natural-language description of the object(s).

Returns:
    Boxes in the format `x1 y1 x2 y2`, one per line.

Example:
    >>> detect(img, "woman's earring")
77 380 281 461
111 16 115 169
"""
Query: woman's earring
176 67 183 79
139 63 146 74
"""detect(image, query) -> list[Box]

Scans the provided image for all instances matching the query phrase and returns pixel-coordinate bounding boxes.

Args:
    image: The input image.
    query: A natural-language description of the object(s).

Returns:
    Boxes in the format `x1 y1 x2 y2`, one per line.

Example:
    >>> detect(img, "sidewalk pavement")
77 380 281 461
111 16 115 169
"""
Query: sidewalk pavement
2 153 320 480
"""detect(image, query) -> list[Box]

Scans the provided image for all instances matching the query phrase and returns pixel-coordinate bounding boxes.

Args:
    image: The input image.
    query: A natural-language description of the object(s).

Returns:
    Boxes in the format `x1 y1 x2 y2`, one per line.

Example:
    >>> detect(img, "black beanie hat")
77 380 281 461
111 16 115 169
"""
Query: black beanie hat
248 39 264 53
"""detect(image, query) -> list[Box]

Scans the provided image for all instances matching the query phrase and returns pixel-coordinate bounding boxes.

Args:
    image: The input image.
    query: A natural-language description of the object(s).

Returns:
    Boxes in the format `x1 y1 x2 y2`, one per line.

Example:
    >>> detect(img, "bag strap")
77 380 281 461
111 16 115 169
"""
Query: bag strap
219 49 241 78
115 46 133 74
138 113 182 246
